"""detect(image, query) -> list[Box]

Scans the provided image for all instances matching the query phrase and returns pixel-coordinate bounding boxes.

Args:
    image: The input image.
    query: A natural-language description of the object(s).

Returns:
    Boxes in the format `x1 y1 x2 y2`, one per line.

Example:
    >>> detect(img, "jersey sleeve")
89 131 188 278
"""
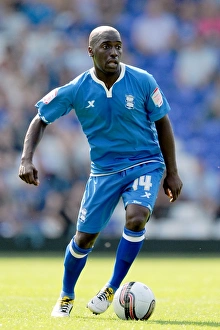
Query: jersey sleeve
35 83 74 124
145 74 171 122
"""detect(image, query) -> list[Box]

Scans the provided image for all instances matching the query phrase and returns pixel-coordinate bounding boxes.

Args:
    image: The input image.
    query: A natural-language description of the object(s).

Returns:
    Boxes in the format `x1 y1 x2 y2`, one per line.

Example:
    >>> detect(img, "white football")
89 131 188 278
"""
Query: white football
113 281 155 320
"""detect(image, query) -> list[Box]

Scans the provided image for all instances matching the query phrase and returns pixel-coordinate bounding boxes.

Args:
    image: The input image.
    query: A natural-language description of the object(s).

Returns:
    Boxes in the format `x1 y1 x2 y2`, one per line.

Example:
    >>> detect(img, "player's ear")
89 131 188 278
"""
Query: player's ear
88 47 94 57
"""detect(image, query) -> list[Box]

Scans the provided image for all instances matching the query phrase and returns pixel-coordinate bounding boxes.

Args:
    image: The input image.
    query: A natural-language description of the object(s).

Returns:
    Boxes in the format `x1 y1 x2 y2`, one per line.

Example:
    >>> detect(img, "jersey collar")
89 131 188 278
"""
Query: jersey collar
89 63 125 97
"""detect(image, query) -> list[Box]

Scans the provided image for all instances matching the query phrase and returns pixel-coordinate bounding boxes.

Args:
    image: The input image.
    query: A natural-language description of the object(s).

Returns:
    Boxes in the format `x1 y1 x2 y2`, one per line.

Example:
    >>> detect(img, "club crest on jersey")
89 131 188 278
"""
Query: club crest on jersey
151 87 163 107
125 94 135 109
42 88 58 104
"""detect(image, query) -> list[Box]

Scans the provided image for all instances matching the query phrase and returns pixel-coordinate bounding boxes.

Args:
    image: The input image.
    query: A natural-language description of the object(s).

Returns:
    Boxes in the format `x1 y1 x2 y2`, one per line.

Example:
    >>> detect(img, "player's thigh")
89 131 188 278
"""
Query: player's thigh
76 175 122 233
122 167 164 215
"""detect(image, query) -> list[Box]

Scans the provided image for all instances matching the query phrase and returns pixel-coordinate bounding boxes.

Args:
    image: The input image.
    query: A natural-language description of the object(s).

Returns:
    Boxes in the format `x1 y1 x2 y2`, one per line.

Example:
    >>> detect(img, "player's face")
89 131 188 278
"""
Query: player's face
89 30 122 76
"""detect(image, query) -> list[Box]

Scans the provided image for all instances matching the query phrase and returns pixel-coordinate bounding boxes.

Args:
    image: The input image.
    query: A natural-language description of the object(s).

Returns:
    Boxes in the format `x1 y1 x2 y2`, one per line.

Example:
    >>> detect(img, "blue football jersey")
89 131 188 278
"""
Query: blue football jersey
36 63 170 174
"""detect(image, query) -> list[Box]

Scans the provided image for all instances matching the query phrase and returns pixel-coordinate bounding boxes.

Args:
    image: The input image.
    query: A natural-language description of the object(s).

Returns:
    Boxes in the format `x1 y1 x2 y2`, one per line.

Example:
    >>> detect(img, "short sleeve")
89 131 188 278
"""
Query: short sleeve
145 74 171 122
36 83 74 124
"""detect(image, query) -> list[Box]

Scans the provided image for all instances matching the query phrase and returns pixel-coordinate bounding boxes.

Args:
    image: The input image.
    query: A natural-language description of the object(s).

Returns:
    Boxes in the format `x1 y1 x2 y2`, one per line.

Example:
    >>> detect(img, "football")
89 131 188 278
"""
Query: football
113 281 155 321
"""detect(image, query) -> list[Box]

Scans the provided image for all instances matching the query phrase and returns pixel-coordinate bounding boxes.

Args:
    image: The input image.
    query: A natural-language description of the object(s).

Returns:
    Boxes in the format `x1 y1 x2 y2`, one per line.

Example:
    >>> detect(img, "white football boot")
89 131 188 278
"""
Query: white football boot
87 287 114 314
51 296 74 317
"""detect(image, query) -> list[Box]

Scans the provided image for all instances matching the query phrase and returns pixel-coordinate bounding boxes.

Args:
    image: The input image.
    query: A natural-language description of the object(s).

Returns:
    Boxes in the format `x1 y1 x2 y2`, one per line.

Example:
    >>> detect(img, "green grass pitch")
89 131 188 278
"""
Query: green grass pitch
0 253 219 329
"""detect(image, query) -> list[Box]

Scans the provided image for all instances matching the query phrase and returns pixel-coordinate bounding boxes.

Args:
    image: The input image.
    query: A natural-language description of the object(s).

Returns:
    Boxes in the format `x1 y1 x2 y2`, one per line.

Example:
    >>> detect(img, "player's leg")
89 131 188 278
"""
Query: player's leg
87 166 164 315
106 168 164 291
52 174 121 317
61 232 98 298
105 204 149 292
87 204 149 315
51 231 98 317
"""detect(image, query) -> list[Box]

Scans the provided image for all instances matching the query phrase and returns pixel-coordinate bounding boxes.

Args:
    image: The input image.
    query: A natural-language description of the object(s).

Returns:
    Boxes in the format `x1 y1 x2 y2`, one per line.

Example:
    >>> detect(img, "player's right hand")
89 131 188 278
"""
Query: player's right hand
18 162 40 186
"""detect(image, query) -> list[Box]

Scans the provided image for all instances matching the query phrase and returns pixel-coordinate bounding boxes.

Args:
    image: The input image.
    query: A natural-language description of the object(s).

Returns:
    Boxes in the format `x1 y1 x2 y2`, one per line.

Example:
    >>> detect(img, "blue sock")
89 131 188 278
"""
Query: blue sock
61 238 92 299
106 227 145 292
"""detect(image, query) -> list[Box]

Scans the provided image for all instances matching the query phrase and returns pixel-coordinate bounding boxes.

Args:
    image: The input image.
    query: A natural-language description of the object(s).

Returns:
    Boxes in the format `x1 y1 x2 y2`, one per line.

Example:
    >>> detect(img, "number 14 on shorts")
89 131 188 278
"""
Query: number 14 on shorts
132 175 152 191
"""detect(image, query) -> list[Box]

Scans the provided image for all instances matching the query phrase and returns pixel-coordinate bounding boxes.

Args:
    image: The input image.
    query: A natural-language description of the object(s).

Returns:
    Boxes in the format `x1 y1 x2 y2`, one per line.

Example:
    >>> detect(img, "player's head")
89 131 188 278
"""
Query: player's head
88 26 122 75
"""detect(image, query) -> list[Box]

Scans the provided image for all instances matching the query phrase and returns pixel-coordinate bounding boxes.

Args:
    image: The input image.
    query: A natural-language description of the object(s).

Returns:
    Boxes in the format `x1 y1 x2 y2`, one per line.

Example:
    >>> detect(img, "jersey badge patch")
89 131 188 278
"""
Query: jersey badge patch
151 87 163 107
42 88 58 104
125 94 135 109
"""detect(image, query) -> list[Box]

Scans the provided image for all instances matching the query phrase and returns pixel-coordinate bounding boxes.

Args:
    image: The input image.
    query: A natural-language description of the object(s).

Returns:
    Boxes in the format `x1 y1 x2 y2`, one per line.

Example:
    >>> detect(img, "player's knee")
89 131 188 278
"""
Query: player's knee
126 205 150 231
126 216 147 231
75 231 99 249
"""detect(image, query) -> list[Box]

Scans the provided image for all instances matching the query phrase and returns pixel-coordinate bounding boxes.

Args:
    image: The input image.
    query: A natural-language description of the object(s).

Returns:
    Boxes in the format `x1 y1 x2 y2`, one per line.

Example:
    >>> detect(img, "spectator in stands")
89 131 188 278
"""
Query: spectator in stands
131 0 178 55
0 0 219 244
196 0 220 47
174 33 219 89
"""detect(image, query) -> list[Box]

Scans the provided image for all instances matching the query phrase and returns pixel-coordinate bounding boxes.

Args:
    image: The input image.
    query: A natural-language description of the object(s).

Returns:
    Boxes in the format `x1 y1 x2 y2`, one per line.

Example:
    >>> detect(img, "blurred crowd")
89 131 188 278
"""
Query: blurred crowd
0 0 220 247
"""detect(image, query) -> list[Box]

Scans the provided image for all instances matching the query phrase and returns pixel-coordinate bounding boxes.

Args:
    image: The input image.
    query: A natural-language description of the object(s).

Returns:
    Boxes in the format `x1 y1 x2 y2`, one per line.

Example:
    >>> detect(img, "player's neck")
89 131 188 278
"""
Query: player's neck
94 66 121 90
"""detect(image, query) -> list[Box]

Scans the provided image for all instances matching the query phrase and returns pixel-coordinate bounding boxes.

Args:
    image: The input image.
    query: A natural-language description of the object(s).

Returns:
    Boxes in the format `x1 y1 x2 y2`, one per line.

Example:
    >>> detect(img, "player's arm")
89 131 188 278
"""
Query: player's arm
155 114 183 202
19 114 48 186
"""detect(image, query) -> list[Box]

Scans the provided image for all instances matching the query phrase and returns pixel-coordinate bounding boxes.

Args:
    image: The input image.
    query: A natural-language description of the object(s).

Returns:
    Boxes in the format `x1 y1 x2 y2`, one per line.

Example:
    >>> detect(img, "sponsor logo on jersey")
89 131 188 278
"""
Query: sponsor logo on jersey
85 100 95 108
132 200 142 205
125 94 135 109
42 88 58 104
141 192 151 198
151 87 163 107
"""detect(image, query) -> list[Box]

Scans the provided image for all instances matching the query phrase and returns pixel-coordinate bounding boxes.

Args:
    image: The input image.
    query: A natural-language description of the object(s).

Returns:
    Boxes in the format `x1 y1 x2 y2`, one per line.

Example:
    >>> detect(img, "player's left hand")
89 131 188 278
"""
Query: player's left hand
163 173 183 202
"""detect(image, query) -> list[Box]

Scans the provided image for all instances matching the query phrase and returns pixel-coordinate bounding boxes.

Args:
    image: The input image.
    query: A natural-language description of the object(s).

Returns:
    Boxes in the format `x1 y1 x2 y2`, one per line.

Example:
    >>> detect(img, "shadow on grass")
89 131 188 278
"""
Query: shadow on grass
76 315 220 328
151 320 220 328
